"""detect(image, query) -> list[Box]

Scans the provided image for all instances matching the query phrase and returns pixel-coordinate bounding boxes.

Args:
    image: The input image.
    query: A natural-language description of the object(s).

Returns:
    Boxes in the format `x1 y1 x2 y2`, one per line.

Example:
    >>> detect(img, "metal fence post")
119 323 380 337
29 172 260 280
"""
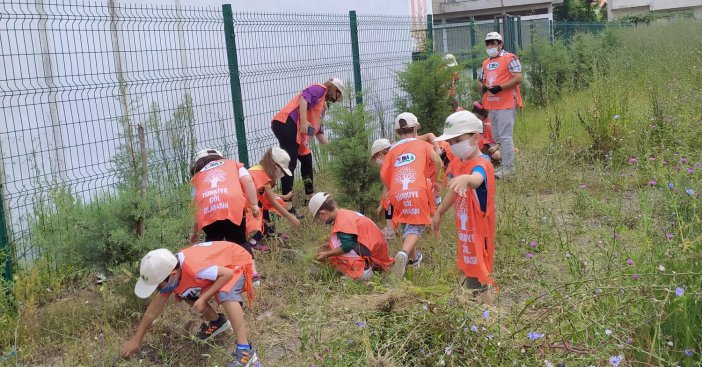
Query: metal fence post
0 184 11 282
222 4 249 166
470 16 477 80
349 10 363 106
426 14 433 53
517 16 523 50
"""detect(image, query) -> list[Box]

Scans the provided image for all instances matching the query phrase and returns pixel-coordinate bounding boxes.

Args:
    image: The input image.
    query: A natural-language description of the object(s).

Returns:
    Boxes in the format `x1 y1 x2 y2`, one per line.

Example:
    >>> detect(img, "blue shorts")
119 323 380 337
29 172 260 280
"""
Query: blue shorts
218 276 245 303
400 223 425 238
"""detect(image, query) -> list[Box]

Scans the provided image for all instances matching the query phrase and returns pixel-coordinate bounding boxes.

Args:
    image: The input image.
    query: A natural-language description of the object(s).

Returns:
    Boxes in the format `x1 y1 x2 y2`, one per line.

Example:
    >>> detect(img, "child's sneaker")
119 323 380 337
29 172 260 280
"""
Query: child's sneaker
392 250 408 279
408 251 423 268
196 313 231 340
382 227 396 241
227 346 260 367
249 239 271 252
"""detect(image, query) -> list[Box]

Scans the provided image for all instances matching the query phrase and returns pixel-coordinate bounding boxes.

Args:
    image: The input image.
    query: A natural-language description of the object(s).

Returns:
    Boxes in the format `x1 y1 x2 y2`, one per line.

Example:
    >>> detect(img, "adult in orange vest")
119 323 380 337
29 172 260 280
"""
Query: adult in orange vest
245 147 301 250
271 78 346 216
432 111 497 304
478 32 523 179
380 112 442 279
309 192 394 281
121 242 260 367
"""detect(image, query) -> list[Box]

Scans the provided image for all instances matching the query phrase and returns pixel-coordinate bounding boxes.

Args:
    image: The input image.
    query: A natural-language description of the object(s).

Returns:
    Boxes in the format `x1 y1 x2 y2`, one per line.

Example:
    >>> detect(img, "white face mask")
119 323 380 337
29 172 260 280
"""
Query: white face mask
486 47 499 58
375 157 385 166
450 139 477 160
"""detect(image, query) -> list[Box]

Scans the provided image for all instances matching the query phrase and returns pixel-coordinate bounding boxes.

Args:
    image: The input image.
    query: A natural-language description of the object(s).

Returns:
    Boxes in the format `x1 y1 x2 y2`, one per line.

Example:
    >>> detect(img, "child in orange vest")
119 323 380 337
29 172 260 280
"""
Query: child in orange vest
370 138 397 240
432 111 497 299
189 149 261 276
380 112 442 279
472 101 518 164
121 241 261 367
309 192 394 280
245 147 302 250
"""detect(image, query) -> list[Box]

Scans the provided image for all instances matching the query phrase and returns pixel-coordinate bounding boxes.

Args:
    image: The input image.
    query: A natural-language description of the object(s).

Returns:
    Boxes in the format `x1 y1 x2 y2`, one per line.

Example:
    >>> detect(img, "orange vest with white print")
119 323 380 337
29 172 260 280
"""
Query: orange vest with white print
328 209 395 279
380 139 437 225
192 160 246 230
172 241 254 305
437 140 456 186
273 83 328 155
481 52 523 110
446 155 496 286
244 165 287 236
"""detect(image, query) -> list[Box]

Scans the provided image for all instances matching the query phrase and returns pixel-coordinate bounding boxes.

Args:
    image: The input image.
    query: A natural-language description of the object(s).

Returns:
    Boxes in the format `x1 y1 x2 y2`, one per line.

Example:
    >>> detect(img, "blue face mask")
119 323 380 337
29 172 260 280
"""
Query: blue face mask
159 275 180 294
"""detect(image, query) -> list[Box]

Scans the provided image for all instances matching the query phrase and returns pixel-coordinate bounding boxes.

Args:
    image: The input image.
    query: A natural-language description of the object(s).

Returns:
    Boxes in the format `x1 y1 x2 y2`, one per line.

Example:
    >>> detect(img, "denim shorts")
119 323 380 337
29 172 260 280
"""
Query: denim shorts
400 223 425 238
218 276 245 303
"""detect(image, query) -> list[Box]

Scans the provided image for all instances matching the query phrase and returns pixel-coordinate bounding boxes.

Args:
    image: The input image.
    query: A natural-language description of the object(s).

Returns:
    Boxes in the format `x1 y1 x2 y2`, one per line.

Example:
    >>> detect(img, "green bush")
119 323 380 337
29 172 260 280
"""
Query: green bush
520 37 574 107
324 104 381 215
394 53 457 134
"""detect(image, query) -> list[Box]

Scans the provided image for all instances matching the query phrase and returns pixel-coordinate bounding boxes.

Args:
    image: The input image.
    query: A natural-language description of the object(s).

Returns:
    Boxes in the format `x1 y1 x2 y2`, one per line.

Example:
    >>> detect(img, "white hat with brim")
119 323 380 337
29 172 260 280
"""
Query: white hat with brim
271 147 293 176
369 138 392 160
435 111 483 141
330 78 345 102
394 112 420 130
308 192 331 218
134 248 178 299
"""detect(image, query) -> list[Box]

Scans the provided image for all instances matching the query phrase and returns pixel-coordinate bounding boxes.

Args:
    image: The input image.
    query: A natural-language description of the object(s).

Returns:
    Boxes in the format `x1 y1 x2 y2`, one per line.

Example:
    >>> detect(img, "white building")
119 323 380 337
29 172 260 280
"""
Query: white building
607 0 702 19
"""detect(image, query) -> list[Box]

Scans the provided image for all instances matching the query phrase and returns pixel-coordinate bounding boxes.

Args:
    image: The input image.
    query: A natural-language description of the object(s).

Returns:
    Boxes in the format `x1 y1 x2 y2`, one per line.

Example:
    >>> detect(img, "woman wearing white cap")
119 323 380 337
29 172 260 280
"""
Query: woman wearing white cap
271 78 346 216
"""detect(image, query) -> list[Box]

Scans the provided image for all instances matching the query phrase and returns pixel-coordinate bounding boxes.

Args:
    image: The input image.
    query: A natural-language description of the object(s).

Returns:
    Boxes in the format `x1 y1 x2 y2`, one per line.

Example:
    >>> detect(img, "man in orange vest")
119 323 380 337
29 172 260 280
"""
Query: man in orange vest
121 241 260 367
380 112 442 279
271 78 346 217
309 192 394 281
478 32 523 179
432 111 497 304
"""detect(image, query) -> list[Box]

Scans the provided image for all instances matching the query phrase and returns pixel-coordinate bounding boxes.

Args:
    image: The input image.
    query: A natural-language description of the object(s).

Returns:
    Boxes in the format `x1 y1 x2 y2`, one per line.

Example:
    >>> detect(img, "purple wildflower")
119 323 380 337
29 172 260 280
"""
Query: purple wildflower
632 274 640 280
668 183 675 190
680 157 688 164
470 325 478 332
626 258 634 266
445 346 452 355
675 287 685 297
355 321 366 328
527 332 544 340
628 157 638 164
626 337 633 344
609 355 624 367
526 252 533 259
687 168 695 174
483 310 490 319
579 184 588 189
530 241 538 248
648 179 657 186
685 349 693 356
666 233 674 240
685 189 696 196
613 232 621 240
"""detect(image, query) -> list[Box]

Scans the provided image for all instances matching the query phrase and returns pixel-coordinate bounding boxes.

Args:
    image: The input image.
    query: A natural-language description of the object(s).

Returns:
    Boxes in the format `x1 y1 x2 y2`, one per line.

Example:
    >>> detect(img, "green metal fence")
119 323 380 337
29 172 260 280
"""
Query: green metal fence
0 1 428 281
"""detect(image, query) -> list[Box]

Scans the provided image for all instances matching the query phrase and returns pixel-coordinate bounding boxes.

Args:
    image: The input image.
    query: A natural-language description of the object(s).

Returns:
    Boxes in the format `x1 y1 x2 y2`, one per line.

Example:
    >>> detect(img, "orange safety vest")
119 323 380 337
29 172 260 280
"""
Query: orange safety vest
446 155 496 286
380 139 437 225
328 209 394 279
481 52 523 110
172 241 254 305
273 83 328 156
192 160 246 230
437 140 457 186
245 165 286 236
481 118 495 147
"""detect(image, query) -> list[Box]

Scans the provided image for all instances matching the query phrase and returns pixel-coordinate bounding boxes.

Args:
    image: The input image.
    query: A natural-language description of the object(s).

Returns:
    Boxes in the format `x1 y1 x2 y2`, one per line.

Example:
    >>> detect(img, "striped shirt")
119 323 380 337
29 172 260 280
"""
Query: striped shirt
477 50 522 81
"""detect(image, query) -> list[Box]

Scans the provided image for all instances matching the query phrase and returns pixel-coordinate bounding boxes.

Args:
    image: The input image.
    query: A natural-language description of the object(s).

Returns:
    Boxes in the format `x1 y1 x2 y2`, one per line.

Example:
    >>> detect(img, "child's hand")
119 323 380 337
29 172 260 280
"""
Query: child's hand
449 174 470 197
375 204 383 216
315 251 328 261
288 215 301 227
192 298 208 314
121 338 140 359
431 214 442 236
250 206 260 218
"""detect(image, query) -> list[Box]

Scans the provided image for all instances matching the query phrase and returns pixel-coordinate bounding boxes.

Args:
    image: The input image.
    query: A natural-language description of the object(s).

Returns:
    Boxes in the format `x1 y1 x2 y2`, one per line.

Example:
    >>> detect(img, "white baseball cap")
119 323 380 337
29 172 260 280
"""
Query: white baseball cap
329 78 346 102
394 112 420 130
308 192 331 218
485 32 503 43
435 111 483 141
370 138 392 159
193 148 224 162
134 248 178 299
271 147 293 176
443 53 458 67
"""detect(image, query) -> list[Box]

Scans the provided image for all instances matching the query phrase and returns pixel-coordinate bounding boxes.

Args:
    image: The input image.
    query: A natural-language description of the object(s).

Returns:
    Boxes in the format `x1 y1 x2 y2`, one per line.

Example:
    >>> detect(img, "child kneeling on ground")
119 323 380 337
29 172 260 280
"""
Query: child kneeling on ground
432 111 497 301
121 241 261 367
309 192 394 281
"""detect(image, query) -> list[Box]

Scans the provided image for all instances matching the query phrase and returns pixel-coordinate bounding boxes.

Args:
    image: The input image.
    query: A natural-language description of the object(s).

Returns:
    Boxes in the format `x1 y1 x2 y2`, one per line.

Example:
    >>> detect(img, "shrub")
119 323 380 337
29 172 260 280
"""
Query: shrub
394 53 457 134
520 37 574 107
324 104 381 215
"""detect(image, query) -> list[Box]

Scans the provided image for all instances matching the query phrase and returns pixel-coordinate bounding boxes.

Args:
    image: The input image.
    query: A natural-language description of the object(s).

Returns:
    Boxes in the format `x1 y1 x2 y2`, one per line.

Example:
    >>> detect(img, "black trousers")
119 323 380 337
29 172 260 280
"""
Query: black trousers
271 117 314 197
202 217 253 257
